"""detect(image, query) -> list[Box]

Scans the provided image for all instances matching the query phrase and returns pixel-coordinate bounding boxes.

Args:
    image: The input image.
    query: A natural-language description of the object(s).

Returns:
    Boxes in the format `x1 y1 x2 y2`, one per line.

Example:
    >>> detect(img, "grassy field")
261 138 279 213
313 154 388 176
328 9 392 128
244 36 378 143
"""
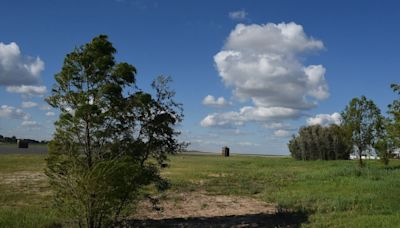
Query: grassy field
0 154 61 227
1 153 400 227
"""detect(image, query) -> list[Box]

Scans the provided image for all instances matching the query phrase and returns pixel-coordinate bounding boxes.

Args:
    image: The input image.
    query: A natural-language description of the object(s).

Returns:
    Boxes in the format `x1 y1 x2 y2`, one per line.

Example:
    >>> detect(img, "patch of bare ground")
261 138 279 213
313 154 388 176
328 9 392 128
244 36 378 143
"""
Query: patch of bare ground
134 191 276 220
131 191 308 227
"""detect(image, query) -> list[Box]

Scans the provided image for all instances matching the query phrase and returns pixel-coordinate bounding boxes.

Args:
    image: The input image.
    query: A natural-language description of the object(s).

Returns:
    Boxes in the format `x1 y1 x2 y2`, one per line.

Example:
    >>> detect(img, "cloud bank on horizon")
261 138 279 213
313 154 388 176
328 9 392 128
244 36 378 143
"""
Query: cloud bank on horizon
201 22 331 136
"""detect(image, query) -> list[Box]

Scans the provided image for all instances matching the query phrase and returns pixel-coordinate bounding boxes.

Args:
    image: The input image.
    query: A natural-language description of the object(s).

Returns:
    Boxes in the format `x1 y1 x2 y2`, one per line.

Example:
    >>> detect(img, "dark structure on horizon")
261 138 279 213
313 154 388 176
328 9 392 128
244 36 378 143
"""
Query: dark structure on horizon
222 146 230 157
17 140 29 148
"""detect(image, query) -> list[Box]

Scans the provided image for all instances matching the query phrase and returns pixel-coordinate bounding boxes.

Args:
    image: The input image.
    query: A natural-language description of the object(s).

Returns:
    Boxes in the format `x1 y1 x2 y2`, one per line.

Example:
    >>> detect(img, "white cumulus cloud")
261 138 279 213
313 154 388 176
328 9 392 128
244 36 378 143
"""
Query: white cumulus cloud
0 105 31 120
273 129 291 137
264 122 291 129
21 101 38 109
229 10 248 20
202 95 230 107
0 42 44 86
39 105 51 110
201 22 328 129
21 120 40 128
45 111 55 116
200 112 242 128
6 85 47 96
306 112 342 126
200 106 301 128
215 22 327 109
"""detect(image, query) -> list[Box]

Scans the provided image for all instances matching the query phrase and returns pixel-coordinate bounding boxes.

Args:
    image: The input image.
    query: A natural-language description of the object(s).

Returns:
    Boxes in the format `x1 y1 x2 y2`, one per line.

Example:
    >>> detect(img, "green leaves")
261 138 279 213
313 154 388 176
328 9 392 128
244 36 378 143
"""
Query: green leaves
112 63 136 85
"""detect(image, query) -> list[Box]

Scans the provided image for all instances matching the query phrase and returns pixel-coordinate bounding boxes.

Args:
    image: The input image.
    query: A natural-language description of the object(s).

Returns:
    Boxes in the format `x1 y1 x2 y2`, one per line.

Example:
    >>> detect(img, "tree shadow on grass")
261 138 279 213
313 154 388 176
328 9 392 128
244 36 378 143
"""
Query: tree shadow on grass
128 211 309 228
383 164 400 170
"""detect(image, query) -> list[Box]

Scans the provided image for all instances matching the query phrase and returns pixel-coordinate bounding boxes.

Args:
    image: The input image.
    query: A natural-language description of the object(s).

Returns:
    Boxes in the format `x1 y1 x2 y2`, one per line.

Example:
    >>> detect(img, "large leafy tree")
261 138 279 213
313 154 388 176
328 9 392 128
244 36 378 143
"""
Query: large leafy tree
46 35 184 227
341 96 383 167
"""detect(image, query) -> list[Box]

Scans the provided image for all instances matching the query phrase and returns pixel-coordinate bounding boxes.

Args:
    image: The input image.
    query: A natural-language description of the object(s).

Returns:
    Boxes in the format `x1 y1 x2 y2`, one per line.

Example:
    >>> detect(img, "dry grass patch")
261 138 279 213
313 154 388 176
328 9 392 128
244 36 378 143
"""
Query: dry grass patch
134 191 276 220
0 171 51 207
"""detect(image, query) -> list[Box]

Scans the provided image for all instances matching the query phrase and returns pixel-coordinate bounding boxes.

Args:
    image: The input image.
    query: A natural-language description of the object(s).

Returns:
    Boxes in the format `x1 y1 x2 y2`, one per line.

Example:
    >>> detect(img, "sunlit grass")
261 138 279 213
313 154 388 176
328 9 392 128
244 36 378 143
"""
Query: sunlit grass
165 154 400 227
1 153 400 227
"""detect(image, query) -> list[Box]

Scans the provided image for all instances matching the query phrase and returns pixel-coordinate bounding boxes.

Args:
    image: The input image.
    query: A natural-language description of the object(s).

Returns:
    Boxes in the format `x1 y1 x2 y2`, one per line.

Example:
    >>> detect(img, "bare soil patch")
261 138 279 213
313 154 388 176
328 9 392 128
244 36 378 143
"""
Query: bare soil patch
134 191 276 220
130 191 308 227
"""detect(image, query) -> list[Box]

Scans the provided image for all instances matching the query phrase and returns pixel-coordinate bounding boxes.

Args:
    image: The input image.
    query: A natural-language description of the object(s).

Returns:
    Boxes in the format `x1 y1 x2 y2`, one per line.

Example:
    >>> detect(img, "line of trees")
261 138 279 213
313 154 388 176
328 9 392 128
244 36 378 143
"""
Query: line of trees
0 135 48 144
289 84 400 167
0 135 17 143
288 124 351 160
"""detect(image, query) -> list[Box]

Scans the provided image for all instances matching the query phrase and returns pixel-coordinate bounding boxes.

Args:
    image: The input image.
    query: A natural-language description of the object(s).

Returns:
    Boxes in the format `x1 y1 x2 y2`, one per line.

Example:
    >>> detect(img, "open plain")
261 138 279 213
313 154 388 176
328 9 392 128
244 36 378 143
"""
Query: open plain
1 147 400 227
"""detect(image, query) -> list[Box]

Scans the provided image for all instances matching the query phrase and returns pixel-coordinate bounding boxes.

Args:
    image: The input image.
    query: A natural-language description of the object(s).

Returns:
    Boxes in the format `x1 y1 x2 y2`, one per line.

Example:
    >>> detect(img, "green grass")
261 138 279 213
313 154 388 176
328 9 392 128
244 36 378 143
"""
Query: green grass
0 154 63 227
1 153 400 227
164 154 400 227
0 154 46 172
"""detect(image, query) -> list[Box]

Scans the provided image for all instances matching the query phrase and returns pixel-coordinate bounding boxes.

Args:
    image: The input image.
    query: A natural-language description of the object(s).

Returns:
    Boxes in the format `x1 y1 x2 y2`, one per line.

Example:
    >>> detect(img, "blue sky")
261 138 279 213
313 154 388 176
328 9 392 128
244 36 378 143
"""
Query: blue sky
0 0 399 154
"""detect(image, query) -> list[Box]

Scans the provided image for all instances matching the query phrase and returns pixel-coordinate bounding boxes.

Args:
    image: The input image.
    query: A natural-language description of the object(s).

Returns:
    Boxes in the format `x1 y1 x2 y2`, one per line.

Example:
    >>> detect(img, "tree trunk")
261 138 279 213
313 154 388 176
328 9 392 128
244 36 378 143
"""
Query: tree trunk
86 120 92 168
358 146 363 167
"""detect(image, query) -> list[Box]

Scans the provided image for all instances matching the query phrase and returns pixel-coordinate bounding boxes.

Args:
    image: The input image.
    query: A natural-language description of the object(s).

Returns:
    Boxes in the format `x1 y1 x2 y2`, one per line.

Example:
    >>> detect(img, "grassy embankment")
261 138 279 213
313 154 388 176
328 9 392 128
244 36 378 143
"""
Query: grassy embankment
1 152 400 227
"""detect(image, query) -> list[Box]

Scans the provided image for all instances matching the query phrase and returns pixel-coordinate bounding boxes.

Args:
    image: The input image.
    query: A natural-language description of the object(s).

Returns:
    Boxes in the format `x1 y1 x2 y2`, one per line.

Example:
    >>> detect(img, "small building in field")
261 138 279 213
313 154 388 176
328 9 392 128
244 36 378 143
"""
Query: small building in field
349 152 379 160
222 146 230 157
17 140 29 148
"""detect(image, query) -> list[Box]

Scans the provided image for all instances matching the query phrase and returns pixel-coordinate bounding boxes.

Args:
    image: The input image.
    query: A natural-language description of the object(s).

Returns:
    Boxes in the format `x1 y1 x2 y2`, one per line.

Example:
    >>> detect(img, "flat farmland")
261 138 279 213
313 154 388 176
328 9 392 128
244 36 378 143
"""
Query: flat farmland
1 152 400 227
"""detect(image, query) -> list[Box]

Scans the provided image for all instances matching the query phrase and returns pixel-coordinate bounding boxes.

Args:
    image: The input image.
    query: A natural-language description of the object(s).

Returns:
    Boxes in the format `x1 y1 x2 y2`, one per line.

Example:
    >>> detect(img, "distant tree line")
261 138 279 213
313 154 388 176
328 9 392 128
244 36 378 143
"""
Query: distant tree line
288 83 400 167
0 135 48 144
0 135 17 143
288 124 351 160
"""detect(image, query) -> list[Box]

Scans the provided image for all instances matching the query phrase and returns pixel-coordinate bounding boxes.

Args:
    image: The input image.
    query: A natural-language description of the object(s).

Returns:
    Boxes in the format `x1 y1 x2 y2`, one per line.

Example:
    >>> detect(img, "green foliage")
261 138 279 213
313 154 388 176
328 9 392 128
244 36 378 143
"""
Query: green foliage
288 124 352 160
374 83 400 166
388 84 400 148
341 96 383 167
374 118 395 165
374 139 391 165
45 35 183 227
